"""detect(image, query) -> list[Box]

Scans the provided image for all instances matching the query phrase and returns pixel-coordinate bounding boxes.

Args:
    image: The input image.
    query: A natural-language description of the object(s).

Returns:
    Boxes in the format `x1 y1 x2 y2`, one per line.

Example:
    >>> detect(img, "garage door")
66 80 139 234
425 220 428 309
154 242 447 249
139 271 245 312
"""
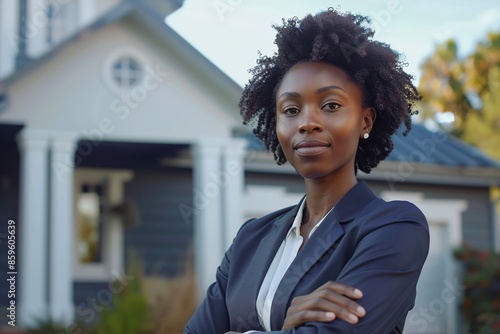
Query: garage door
378 193 467 334
404 222 452 333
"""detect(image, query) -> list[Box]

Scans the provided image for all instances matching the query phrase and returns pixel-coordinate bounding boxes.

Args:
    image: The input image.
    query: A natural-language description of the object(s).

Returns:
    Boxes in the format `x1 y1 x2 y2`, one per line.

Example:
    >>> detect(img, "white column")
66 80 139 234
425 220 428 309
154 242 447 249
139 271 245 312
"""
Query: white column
49 132 78 324
17 129 50 327
26 0 49 58
192 138 224 302
222 138 247 250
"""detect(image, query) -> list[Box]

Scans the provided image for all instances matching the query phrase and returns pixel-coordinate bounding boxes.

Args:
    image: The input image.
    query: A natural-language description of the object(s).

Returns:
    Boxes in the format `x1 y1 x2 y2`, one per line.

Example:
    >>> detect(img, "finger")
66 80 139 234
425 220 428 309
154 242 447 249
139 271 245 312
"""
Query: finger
300 289 366 318
282 310 336 330
319 281 364 299
300 296 365 323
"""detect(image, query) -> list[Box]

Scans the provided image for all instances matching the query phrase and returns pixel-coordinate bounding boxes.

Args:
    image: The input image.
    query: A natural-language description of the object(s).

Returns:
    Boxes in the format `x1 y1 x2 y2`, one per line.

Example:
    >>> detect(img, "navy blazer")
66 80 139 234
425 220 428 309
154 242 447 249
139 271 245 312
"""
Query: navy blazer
185 181 429 333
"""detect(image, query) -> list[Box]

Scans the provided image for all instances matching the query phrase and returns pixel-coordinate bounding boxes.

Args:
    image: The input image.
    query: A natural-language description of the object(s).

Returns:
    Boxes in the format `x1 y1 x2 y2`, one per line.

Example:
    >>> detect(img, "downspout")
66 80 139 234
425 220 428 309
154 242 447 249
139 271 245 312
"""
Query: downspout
490 186 500 253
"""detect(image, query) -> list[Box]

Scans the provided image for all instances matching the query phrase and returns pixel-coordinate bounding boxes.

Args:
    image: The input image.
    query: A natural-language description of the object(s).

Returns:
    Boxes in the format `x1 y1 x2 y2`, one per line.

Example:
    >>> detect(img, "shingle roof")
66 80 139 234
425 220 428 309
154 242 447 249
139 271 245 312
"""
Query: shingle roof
244 123 500 168
388 124 499 168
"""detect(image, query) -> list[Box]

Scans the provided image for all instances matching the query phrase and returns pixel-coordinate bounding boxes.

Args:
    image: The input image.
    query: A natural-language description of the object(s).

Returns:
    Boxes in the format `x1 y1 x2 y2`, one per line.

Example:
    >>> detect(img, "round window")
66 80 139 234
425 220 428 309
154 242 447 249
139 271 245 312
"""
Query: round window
112 57 142 88
102 48 149 95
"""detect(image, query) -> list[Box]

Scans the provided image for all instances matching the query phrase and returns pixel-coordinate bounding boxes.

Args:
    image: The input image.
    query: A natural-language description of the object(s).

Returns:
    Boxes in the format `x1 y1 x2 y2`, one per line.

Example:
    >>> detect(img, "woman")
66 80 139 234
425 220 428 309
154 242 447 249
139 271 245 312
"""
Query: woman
185 8 429 334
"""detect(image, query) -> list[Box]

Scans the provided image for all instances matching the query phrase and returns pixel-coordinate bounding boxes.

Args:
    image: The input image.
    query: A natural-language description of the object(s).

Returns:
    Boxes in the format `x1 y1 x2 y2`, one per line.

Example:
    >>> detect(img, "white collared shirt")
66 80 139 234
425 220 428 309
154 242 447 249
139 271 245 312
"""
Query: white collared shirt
244 199 334 333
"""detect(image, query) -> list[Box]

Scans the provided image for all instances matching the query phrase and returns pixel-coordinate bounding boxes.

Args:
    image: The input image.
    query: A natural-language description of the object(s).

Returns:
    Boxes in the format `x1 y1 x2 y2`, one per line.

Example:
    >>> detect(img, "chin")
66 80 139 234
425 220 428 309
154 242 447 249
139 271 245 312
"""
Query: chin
294 166 333 180
290 157 354 180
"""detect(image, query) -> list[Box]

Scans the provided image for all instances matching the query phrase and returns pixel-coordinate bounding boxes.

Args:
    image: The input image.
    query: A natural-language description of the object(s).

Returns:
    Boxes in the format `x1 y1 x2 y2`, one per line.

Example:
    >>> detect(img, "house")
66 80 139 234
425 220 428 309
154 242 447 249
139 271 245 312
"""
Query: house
0 0 499 332
0 0 245 328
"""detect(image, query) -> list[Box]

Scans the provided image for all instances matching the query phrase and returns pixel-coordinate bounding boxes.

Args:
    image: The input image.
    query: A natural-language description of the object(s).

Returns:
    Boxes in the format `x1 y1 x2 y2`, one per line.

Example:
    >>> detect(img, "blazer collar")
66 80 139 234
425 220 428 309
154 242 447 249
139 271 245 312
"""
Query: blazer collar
333 180 377 224
240 199 304 330
270 180 377 329
274 180 375 226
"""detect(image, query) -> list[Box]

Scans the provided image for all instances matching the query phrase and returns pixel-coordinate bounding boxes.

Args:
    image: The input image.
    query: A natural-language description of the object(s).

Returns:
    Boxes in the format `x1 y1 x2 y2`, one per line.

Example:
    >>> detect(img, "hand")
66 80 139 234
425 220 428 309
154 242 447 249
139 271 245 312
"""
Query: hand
282 281 366 330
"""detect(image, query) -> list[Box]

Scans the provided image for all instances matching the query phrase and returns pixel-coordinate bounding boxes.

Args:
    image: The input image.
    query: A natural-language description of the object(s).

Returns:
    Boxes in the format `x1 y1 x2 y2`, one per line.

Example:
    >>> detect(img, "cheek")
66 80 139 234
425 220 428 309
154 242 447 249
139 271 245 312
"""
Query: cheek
275 117 289 144
329 117 362 150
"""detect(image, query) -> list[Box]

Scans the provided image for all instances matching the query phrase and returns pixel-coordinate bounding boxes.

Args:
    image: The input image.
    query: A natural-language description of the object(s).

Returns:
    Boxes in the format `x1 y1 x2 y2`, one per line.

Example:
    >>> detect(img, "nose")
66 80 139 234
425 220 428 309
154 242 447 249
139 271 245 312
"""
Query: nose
298 107 323 133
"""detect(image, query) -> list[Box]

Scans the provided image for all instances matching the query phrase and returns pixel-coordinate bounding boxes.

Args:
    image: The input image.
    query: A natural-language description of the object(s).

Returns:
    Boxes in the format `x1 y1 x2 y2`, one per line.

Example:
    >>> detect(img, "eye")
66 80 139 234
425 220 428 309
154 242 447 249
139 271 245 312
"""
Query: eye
283 107 300 115
322 102 341 111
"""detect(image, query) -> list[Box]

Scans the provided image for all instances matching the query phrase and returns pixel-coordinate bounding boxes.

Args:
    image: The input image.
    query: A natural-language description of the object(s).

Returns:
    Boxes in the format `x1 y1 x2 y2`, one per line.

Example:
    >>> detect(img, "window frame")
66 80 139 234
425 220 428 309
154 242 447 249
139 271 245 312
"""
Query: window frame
72 168 133 281
102 48 149 96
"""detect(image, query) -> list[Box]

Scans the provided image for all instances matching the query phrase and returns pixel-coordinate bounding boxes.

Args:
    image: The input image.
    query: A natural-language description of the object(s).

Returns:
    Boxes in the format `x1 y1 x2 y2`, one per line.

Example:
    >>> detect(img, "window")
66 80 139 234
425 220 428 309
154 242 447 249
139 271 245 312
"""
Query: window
45 1 77 46
102 48 149 95
76 184 105 263
112 57 142 88
73 168 133 281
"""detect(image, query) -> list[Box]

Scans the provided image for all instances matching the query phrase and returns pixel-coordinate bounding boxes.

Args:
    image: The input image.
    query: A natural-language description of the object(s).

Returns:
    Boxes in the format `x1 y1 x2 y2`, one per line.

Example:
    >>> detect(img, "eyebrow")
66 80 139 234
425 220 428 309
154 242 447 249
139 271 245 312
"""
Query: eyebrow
316 85 346 94
277 85 346 100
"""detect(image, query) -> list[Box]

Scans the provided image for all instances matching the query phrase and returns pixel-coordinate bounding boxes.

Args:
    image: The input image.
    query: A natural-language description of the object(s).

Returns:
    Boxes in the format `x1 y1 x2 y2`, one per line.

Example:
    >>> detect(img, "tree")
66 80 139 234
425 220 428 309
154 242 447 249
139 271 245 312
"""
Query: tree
418 32 500 160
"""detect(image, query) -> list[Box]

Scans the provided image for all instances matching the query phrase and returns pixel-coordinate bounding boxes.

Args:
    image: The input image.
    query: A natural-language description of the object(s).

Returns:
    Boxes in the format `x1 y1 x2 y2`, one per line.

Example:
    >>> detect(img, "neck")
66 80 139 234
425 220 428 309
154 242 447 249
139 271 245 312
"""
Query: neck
303 171 357 224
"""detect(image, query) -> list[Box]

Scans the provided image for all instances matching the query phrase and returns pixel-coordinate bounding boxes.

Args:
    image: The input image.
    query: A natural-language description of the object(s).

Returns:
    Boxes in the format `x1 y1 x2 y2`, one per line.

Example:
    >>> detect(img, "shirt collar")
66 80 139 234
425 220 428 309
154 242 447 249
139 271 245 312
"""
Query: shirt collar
287 198 306 238
287 197 334 239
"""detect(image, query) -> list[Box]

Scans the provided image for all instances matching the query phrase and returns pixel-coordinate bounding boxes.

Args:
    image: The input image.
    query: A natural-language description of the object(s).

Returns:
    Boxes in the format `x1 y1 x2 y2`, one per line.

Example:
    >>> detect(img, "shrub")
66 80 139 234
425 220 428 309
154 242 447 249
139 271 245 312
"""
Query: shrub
454 245 500 333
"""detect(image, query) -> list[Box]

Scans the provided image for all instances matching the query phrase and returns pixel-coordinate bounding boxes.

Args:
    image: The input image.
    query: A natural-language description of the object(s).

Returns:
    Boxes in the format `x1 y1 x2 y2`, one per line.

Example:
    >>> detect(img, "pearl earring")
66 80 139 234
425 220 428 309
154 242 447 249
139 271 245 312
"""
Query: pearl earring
363 133 369 139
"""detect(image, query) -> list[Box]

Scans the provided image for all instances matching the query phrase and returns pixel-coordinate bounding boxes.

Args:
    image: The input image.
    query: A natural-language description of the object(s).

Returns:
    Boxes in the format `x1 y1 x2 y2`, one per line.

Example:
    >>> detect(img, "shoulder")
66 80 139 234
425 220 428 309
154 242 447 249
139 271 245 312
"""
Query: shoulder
334 198 429 271
347 198 429 252
238 204 296 233
355 198 430 255
363 197 428 229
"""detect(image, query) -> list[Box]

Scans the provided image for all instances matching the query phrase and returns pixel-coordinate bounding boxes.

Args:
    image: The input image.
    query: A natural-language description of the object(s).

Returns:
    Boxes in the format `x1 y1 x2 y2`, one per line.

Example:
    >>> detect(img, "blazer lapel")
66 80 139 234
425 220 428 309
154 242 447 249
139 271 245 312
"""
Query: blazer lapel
239 197 305 329
269 181 376 330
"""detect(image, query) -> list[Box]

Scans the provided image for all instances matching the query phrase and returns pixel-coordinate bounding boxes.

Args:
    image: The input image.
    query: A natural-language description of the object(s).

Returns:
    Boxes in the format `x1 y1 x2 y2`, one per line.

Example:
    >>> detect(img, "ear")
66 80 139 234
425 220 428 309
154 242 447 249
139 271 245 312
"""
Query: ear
361 107 376 136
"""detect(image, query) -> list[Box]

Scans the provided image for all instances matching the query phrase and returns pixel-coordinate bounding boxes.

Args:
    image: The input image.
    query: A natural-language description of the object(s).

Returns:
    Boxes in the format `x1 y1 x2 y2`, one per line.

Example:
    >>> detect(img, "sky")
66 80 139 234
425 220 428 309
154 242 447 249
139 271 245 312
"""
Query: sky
166 0 500 87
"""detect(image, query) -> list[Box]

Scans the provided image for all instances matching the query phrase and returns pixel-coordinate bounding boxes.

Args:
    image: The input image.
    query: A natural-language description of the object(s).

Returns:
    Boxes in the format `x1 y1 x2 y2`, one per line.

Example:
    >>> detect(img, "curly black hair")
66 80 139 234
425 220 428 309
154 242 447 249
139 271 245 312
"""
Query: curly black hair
239 9 420 173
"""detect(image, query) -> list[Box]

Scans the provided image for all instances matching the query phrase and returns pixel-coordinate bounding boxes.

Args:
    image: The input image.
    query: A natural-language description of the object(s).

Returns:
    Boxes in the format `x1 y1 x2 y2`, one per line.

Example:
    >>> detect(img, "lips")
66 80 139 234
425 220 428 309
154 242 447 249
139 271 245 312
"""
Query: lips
294 140 330 156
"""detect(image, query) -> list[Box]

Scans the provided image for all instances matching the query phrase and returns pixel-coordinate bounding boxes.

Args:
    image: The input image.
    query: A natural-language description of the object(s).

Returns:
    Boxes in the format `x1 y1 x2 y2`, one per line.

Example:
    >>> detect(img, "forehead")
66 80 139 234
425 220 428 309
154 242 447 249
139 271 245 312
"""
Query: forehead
276 62 360 96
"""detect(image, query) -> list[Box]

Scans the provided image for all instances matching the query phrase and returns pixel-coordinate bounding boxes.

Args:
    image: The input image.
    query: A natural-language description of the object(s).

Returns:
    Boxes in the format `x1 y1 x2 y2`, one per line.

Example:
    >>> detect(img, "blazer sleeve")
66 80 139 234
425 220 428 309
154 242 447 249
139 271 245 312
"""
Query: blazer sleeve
263 205 430 333
184 218 257 334
184 243 232 334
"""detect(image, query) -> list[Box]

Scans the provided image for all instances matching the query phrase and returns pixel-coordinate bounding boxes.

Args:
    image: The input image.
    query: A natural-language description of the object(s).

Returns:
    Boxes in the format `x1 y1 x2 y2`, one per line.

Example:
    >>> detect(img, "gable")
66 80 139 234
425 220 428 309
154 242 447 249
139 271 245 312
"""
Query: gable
0 13 243 143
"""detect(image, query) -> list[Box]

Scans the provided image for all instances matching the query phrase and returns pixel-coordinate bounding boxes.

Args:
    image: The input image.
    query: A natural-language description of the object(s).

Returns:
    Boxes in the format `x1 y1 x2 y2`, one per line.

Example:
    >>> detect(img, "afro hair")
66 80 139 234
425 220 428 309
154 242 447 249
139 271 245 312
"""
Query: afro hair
239 9 420 173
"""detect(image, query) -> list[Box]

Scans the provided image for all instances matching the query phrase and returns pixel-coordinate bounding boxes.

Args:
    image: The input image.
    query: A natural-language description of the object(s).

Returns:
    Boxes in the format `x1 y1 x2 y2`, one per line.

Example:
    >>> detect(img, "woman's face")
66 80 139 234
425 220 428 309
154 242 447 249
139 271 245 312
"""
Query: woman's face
275 62 374 180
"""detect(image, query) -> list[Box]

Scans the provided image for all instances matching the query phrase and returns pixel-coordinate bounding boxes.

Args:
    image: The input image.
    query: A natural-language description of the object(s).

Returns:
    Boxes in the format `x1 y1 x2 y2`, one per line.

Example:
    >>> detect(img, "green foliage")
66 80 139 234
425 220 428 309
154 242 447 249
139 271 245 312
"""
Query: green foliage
28 318 71 334
453 245 500 333
95 251 152 334
97 292 150 334
418 31 500 160
25 252 163 334
27 317 95 334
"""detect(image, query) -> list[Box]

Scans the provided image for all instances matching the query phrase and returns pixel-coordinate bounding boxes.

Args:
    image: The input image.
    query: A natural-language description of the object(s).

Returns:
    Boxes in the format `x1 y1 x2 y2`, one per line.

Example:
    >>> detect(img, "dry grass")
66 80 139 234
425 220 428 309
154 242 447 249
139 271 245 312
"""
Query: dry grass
141 257 197 334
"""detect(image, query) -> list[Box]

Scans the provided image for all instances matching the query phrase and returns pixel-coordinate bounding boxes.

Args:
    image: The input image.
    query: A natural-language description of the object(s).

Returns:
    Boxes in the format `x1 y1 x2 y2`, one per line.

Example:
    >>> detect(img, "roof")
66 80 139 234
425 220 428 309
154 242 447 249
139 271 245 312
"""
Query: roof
243 123 500 186
388 123 499 168
0 0 242 100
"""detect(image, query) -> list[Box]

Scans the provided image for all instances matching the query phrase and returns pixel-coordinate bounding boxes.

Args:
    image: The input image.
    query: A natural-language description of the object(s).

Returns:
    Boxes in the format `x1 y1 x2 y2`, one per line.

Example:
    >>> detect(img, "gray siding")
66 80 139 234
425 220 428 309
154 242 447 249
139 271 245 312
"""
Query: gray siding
124 168 193 277
73 281 110 324
369 181 492 250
